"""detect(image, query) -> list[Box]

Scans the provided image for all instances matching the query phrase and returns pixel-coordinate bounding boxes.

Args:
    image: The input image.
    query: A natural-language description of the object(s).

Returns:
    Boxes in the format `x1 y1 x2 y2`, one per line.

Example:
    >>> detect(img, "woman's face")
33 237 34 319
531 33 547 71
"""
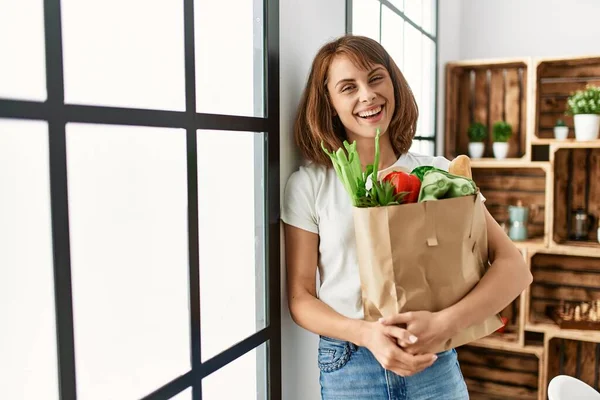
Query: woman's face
326 55 395 141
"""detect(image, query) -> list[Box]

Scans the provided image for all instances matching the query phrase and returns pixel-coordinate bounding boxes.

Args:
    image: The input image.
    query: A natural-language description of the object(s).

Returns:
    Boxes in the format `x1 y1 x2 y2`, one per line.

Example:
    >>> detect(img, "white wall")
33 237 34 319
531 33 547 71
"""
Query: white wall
458 0 600 60
279 1 346 399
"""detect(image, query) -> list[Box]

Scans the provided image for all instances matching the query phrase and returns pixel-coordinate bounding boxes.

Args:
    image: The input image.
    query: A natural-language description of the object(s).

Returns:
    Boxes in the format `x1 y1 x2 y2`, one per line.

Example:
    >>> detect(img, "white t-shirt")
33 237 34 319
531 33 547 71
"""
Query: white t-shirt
281 152 452 320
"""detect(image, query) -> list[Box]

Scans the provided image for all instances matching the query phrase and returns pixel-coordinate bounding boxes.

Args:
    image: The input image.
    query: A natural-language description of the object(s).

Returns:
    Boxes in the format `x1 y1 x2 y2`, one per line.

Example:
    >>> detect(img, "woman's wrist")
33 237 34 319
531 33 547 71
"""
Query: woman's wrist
352 319 371 347
436 308 462 336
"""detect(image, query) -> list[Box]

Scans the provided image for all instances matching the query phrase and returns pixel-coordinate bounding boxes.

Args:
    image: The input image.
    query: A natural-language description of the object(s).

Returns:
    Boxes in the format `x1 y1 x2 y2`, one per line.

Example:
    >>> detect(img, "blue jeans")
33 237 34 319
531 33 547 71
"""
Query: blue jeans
318 336 469 399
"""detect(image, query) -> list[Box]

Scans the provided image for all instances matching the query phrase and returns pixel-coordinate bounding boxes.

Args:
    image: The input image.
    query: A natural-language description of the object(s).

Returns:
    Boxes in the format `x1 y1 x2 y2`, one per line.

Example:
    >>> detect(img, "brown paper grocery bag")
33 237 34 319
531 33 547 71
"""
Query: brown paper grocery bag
353 193 503 353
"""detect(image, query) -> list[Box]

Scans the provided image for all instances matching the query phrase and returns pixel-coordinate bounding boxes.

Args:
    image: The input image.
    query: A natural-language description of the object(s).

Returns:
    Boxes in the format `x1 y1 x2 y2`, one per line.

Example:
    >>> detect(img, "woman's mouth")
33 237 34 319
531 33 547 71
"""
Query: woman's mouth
356 105 384 123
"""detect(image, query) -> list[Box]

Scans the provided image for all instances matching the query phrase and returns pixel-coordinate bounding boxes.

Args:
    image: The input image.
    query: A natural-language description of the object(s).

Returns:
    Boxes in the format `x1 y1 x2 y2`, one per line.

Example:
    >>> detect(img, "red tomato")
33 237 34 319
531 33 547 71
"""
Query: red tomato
382 171 421 203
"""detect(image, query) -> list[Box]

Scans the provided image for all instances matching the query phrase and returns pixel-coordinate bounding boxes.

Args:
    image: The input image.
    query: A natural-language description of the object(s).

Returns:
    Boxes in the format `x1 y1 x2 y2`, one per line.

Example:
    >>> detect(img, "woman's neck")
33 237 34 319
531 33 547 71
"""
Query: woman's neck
352 133 398 171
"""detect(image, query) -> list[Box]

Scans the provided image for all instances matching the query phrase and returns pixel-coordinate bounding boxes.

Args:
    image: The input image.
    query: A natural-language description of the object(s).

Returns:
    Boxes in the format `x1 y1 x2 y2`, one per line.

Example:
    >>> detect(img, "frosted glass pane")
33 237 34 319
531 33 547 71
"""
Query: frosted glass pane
62 0 185 111
0 119 58 399
420 37 435 137
388 0 403 11
198 130 266 362
66 124 190 400
382 5 404 70
410 139 434 156
422 0 436 35
352 0 380 41
404 0 422 26
403 22 422 133
0 0 46 100
172 388 192 399
202 342 267 400
195 0 264 117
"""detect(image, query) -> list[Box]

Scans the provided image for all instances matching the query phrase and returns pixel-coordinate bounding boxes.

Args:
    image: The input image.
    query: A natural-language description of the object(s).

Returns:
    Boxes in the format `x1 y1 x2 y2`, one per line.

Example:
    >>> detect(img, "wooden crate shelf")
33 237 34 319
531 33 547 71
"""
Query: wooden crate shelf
472 165 549 245
445 59 529 160
534 56 600 140
551 147 600 245
457 345 540 400
444 54 600 400
546 338 600 394
527 252 600 332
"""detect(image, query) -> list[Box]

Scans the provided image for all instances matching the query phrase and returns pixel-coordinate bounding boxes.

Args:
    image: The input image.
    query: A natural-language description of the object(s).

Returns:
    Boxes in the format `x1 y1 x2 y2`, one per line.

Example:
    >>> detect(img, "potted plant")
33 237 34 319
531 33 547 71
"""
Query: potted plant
566 85 600 141
467 122 487 158
492 121 512 159
554 119 569 140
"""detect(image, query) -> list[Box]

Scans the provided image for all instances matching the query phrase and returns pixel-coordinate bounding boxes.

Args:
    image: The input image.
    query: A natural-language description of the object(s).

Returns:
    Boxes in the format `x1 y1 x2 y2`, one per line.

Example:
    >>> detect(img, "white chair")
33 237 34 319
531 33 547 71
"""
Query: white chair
548 375 600 400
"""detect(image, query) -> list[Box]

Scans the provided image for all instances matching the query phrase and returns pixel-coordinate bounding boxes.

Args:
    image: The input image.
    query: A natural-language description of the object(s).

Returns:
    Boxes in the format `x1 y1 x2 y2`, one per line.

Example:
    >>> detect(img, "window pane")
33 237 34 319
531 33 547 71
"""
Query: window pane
0 0 46 100
62 0 185 111
198 130 266 362
172 388 192 399
388 0 403 11
381 5 404 70
66 124 190 400
404 0 422 26
202 342 267 400
195 0 264 117
352 0 380 41
0 120 58 400
420 37 435 138
410 139 434 156
422 0 436 35
403 23 422 135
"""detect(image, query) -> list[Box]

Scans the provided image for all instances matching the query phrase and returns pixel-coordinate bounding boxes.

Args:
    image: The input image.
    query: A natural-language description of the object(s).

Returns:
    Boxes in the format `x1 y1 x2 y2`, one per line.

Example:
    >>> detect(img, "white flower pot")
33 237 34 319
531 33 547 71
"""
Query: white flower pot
553 126 569 140
493 142 509 159
468 142 485 159
574 114 600 141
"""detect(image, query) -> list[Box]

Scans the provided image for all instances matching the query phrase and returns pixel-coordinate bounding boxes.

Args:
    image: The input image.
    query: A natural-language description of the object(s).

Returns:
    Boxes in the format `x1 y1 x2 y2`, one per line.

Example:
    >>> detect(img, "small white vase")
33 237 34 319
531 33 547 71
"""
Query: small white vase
493 142 509 159
553 126 569 140
468 142 485 159
574 114 600 141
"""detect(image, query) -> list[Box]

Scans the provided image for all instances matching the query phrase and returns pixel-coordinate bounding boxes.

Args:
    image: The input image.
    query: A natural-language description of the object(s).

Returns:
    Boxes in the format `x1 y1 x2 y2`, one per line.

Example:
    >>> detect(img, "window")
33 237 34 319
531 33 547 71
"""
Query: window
0 0 280 399
347 0 438 155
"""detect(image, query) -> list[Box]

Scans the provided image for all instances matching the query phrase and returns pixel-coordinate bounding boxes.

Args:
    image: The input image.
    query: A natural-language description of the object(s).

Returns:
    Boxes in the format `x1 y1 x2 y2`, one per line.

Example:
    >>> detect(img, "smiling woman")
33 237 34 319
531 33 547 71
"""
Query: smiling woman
282 34 531 400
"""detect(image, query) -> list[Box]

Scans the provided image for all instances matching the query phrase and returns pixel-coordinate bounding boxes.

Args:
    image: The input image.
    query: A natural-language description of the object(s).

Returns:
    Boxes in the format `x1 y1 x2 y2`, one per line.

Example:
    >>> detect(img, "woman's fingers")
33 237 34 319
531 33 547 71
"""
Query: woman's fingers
396 349 438 373
380 342 437 375
382 325 418 347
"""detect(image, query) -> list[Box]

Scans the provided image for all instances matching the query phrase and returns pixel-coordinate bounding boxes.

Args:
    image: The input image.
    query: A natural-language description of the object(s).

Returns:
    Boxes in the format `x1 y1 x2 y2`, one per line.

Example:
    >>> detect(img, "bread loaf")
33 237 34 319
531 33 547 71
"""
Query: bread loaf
448 155 472 179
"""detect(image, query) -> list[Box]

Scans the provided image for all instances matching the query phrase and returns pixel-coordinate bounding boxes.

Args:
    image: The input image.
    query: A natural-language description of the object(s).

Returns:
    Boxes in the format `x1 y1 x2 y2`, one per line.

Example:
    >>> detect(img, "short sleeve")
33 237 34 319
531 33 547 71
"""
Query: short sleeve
281 169 319 234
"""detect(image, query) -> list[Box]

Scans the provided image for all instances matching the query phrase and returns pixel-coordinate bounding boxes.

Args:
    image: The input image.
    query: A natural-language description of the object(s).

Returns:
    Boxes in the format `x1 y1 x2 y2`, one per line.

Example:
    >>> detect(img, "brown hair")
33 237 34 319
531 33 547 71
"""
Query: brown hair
293 35 419 166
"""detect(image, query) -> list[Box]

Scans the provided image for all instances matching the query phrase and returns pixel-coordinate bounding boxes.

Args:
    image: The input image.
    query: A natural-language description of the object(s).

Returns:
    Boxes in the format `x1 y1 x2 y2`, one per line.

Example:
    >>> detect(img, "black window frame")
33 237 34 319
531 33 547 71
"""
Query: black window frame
0 0 281 398
346 0 439 155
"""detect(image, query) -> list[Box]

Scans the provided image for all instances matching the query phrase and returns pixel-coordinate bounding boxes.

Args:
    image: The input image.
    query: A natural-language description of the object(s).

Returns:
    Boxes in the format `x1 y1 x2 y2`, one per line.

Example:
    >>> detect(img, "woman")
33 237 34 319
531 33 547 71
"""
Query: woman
281 35 532 399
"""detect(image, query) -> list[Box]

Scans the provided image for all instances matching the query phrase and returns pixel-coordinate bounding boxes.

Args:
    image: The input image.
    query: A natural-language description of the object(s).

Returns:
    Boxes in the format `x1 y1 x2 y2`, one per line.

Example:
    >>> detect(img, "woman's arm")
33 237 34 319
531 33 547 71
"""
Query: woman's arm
380 206 533 353
284 223 438 375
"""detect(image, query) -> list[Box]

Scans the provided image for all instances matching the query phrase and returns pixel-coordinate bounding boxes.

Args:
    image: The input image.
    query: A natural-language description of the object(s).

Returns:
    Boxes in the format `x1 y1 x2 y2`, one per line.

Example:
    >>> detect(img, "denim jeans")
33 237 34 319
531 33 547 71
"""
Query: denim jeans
318 335 469 399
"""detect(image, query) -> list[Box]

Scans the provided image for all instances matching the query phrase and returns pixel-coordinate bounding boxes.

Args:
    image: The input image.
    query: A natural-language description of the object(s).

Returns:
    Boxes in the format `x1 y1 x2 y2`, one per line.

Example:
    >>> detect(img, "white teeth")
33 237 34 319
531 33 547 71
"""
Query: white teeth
358 106 382 118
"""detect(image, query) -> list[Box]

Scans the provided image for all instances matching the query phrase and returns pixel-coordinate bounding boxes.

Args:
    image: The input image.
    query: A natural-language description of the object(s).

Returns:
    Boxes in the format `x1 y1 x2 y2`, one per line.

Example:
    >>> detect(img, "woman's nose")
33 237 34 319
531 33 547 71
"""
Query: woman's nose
359 85 376 103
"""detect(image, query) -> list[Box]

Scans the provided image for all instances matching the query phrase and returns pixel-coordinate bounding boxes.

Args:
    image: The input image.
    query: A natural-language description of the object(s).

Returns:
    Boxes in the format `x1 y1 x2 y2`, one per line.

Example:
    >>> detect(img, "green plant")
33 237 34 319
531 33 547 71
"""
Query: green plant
555 119 567 127
467 122 487 142
566 85 600 115
492 121 512 142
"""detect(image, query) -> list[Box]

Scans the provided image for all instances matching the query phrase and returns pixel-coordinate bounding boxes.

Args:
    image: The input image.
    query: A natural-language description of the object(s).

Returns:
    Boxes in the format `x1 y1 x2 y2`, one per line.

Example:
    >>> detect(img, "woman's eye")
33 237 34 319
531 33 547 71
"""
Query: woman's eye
341 85 355 93
370 76 383 83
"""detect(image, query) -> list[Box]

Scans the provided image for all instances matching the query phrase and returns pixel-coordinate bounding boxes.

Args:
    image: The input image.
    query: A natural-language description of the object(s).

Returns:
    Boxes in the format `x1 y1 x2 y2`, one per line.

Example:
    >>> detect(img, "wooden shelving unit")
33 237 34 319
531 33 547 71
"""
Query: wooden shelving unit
445 55 600 400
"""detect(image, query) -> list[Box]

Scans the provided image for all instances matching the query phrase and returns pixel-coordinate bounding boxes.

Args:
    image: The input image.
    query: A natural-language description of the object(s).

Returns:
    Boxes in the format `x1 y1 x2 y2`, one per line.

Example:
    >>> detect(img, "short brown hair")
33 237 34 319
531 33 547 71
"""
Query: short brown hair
293 35 419 166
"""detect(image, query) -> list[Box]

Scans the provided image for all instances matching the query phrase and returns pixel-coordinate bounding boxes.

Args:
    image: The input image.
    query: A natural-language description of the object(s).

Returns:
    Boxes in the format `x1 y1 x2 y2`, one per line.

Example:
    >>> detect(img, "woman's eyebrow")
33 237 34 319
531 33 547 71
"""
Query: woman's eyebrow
335 77 355 89
334 67 386 88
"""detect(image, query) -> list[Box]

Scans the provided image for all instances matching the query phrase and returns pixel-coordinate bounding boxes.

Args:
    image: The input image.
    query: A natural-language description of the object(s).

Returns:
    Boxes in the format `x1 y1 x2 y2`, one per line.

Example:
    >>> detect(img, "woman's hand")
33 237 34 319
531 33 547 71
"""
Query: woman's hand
359 320 438 376
378 311 458 355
